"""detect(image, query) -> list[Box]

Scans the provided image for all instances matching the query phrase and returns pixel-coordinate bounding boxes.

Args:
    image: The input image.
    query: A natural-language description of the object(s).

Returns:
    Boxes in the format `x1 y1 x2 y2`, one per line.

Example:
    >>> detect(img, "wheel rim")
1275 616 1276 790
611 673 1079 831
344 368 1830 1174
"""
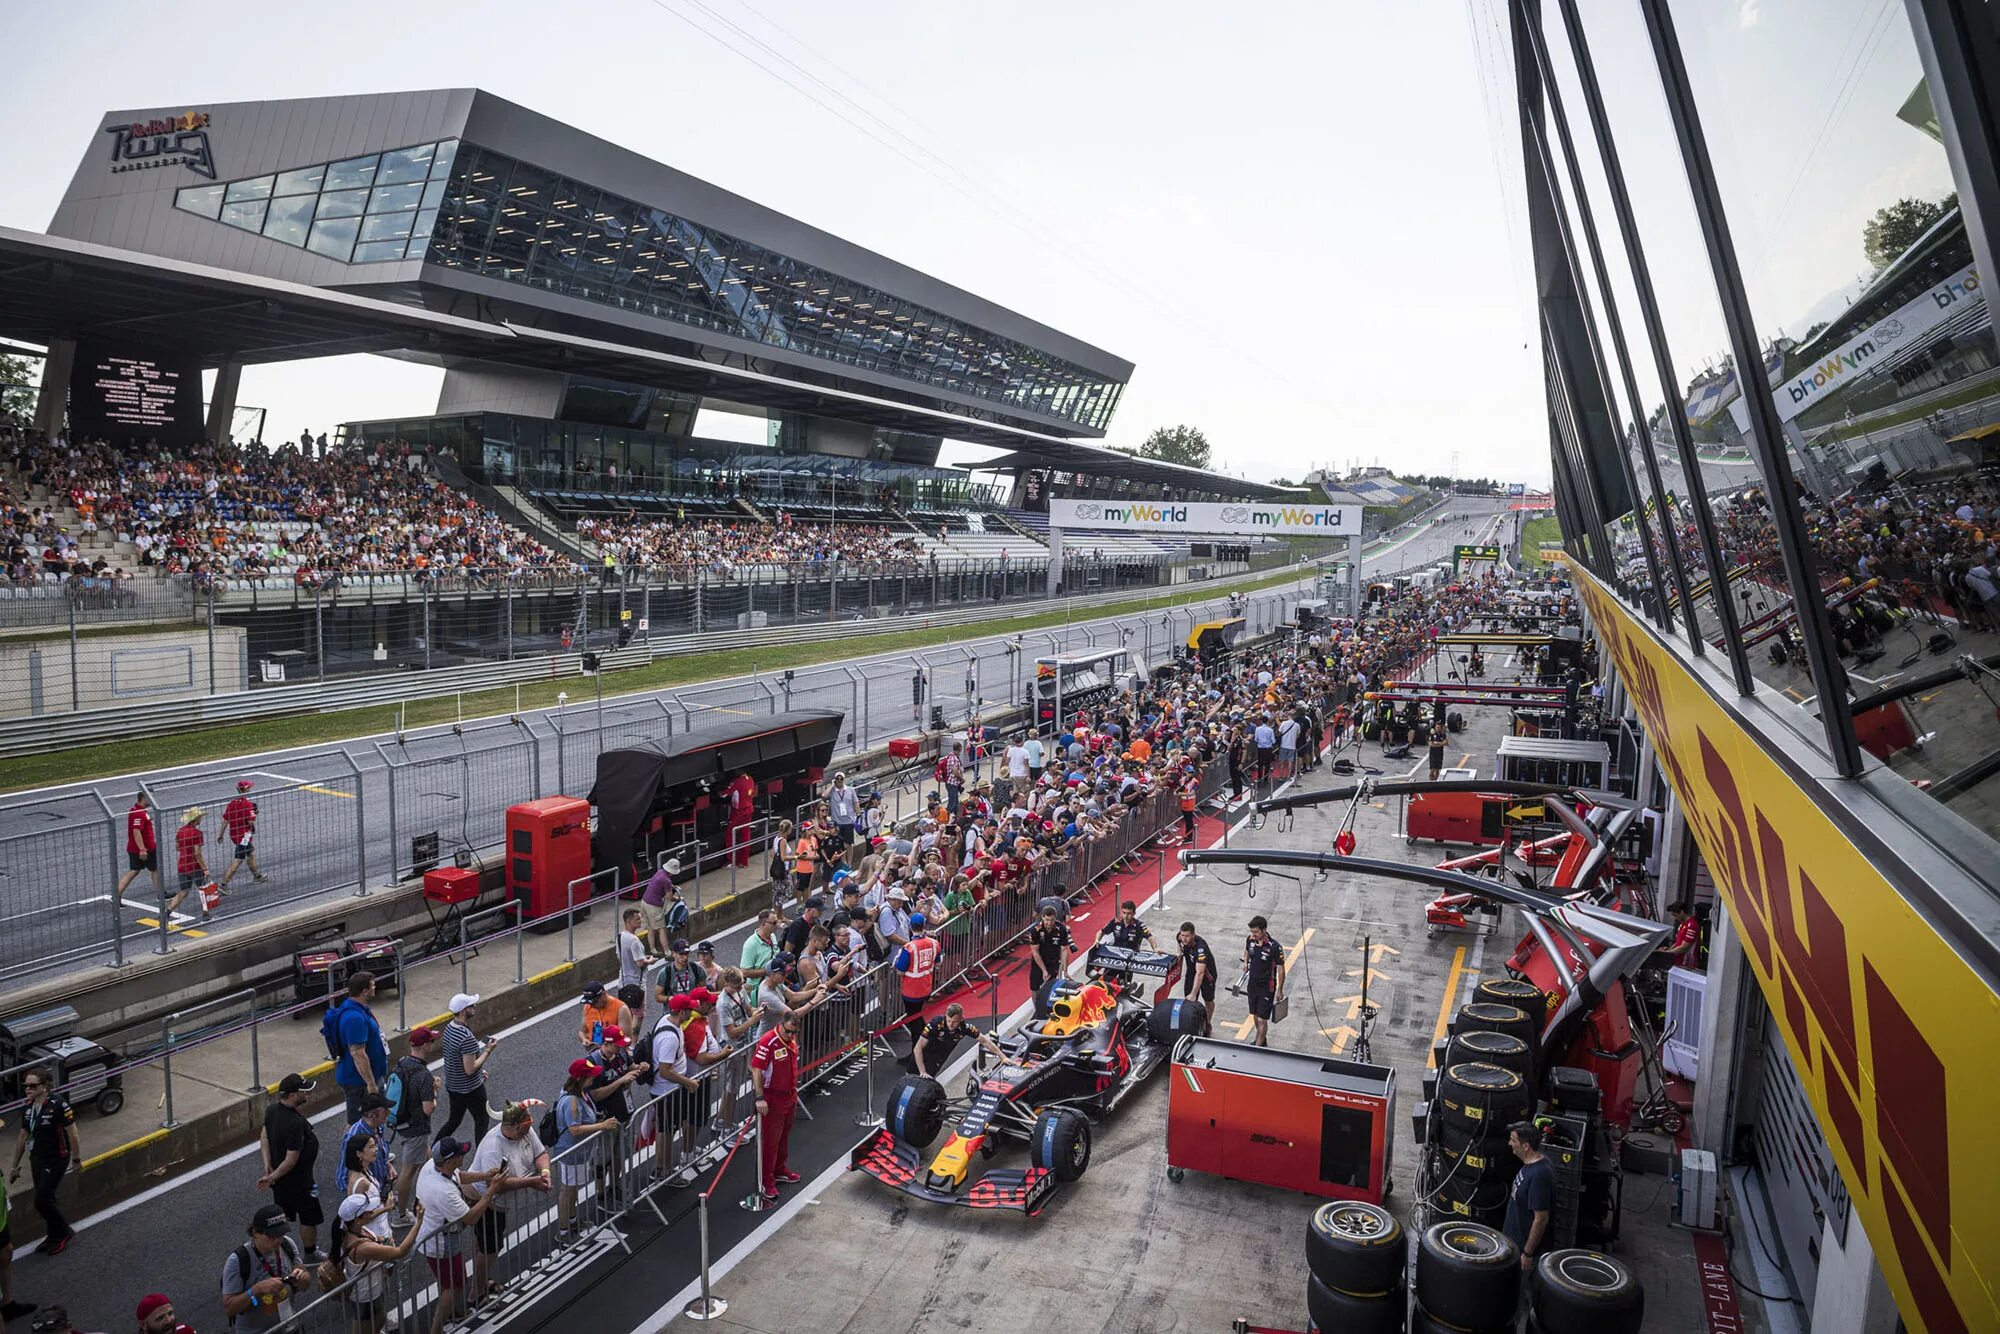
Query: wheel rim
1442 1227 1503 1259
1550 1252 1622 1289
1323 1203 1390 1241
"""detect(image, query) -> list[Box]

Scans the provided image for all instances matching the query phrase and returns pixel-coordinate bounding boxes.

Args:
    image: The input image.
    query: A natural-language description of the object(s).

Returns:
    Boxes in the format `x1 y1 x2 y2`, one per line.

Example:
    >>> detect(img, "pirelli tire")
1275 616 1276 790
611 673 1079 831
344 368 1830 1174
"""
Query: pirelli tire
1476 976 1547 1020
1439 1062 1530 1135
1531 1249 1645 1334
1445 1029 1535 1087
1456 1001 1538 1053
1029 1107 1092 1183
1147 996 1207 1046
1431 1166 1512 1226
1411 1303 1481 1334
885 1075 947 1150
1434 1119 1514 1174
1305 1200 1406 1296
1305 1273 1406 1334
1415 1222 1520 1332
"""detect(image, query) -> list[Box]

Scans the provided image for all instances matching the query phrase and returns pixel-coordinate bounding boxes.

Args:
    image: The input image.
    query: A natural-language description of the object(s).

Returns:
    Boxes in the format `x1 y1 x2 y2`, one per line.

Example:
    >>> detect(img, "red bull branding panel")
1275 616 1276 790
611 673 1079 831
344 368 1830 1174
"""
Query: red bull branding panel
1048 499 1360 536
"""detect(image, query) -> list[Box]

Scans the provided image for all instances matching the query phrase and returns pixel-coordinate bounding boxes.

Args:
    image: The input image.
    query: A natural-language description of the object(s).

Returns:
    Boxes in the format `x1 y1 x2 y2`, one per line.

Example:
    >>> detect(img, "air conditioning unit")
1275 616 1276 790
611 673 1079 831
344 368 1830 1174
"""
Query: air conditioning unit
1663 965 1707 1078
1676 1148 1718 1230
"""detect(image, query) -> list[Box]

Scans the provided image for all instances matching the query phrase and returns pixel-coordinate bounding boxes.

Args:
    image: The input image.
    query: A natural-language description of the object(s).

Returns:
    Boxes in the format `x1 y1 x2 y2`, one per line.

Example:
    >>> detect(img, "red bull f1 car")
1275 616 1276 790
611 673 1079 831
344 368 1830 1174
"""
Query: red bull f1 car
849 945 1205 1215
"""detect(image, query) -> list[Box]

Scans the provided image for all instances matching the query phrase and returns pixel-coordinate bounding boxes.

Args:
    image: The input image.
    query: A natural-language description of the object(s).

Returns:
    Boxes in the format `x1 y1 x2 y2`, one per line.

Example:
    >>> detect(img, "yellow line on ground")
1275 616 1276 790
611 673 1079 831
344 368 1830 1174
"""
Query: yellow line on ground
527 962 575 985
135 917 207 938
1456 753 1470 768
1230 927 1315 1040
1782 686 1807 702
82 1126 168 1170
301 784 357 799
1428 944 1469 1067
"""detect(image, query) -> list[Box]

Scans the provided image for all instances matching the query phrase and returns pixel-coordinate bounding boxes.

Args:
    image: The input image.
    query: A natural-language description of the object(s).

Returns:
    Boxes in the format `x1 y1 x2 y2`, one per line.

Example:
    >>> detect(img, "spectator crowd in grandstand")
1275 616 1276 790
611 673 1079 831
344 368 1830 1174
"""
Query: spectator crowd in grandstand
576 508 923 574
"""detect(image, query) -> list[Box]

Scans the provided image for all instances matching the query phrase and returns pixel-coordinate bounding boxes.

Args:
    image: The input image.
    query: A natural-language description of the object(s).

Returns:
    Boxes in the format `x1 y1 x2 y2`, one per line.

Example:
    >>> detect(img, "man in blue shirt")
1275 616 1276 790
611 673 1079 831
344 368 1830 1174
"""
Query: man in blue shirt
333 971 388 1124
1502 1121 1555 1283
1252 718 1277 783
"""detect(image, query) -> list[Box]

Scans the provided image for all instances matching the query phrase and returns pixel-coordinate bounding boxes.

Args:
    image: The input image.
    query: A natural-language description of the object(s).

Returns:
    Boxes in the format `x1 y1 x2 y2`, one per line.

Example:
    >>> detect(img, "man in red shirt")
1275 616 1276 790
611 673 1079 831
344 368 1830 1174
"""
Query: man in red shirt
172 808 209 918
117 793 157 902
219 779 269 888
750 1012 801 1203
726 771 757 868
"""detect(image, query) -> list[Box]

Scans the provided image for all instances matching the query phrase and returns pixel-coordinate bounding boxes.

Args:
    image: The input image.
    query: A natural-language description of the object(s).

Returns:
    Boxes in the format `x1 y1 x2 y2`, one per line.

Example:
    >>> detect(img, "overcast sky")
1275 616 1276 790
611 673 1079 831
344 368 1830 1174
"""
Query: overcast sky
4 2 1583 486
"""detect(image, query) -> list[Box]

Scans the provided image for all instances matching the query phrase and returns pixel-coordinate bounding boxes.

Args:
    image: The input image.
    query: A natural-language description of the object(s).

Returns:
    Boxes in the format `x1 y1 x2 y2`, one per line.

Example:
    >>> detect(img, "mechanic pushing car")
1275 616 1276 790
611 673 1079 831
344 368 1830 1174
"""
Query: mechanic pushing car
910 1003 1005 1079
1175 922 1217 1036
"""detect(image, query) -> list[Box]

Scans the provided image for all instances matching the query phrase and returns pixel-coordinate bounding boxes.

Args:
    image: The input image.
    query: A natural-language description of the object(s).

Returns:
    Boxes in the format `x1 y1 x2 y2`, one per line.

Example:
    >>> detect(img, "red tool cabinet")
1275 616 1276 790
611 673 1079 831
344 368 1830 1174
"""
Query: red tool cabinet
1167 1038 1397 1203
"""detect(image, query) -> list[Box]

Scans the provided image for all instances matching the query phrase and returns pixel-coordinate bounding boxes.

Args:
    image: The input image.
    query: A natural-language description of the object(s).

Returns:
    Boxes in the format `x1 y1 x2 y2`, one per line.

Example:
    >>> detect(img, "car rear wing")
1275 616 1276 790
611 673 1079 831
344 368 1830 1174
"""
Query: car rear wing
1087 944 1177 977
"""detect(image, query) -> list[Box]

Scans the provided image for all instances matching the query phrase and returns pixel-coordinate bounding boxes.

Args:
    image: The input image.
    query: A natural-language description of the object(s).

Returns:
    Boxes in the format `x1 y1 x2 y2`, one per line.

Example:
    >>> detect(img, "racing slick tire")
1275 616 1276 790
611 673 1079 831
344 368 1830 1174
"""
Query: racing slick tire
1444 1029 1535 1087
1146 996 1207 1046
1455 1001 1537 1053
1415 1221 1519 1332
1305 1200 1405 1295
1475 976 1546 1020
1305 1272 1405 1334
1434 1117 1512 1171
1410 1303 1480 1334
1438 1062 1529 1135
886 1075 947 1150
1028 1107 1091 1183
1530 1249 1644 1334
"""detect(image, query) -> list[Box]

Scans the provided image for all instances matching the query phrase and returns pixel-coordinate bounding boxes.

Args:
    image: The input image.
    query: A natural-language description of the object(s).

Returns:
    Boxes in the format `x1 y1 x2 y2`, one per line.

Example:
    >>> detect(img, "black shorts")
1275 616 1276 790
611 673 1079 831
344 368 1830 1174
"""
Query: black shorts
127 851 156 872
474 1207 509 1255
272 1180 324 1226
675 1084 711 1132
902 995 927 1022
232 840 255 860
1247 989 1277 1020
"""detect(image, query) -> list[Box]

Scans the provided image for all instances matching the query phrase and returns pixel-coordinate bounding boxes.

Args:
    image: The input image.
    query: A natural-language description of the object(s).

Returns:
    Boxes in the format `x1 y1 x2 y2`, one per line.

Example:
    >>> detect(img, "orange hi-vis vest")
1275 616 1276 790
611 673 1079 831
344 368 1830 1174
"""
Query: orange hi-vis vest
900 935 941 1000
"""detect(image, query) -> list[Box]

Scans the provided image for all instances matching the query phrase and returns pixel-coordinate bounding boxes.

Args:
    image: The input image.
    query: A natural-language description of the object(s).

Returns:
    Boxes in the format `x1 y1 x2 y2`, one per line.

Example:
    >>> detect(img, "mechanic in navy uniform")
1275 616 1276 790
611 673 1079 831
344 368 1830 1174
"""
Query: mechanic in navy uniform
910 1003 1006 1079
1241 915 1287 1047
1095 900 1155 985
1026 905 1074 994
1174 922 1216 1036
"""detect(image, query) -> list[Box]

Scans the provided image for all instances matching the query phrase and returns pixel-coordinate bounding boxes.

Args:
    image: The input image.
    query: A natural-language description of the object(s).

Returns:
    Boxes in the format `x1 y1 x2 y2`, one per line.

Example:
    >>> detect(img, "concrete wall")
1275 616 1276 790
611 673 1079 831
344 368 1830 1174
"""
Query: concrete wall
0 625 247 716
437 361 568 418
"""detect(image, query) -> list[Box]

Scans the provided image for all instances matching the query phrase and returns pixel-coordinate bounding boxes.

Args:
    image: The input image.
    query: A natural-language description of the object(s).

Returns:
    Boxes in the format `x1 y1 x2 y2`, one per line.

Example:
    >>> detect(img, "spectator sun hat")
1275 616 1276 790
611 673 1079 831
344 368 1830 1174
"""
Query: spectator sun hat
236 779 254 791
278 1072 315 1095
581 981 606 1002
135 1295 172 1323
695 941 716 956
664 857 683 875
567 1057 603 1080
408 1025 440 1046
448 992 479 1012
251 1203 291 1235
431 1137 472 1164
336 1195 375 1226
670 938 691 953
688 987 718 1006
182 807 205 824
600 1025 630 1048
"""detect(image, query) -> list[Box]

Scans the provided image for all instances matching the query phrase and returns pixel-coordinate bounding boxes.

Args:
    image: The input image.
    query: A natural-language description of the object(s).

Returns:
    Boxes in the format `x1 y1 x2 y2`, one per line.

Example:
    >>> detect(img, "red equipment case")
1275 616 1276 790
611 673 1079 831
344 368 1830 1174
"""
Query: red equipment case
422 866 480 905
1167 1037 1397 1203
887 737 921 760
505 797 593 926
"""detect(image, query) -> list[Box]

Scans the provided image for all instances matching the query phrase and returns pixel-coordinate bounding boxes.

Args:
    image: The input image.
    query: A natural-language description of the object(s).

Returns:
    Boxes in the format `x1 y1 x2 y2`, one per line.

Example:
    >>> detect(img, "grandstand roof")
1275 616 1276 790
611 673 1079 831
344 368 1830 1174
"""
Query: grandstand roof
976 448 1299 499
0 226 1106 450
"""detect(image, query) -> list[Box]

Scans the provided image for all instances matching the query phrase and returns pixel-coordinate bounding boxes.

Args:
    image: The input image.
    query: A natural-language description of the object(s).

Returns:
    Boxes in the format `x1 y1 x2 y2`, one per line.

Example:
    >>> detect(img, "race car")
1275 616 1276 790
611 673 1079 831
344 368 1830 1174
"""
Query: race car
849 944 1206 1215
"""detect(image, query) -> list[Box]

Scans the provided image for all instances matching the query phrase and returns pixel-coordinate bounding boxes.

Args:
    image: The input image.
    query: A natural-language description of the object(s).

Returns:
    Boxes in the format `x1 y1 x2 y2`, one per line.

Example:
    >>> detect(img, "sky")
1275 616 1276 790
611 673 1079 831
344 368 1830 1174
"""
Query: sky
6 1 1939 493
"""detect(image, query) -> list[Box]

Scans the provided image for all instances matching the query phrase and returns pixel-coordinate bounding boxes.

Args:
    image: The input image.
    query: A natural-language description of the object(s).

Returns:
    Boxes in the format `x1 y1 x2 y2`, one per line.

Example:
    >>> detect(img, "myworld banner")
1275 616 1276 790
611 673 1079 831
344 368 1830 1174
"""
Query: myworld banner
1048 498 1361 536
1774 262 1982 423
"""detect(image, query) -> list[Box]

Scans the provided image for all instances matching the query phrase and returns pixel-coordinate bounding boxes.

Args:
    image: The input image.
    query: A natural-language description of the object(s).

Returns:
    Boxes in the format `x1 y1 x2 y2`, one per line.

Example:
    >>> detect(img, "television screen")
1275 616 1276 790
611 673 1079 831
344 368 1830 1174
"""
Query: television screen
69 344 204 445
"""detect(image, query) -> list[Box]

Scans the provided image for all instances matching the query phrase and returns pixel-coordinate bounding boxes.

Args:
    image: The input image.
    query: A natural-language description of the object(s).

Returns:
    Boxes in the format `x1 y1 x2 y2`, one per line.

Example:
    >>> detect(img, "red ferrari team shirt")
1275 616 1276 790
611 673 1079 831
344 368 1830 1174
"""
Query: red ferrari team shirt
175 823 203 874
751 1028 798 1100
126 803 155 855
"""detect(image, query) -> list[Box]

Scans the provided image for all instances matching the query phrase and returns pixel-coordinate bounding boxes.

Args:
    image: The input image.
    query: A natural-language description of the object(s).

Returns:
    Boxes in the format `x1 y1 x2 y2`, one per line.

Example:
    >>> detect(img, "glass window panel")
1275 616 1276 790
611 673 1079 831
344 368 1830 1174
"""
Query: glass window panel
368 182 425 214
317 188 369 219
404 232 432 262
262 194 316 247
306 214 360 262
429 140 459 179
273 165 325 196
223 175 274 203
410 208 439 243
376 143 435 185
221 198 267 232
352 240 408 264
421 178 447 212
359 211 414 243
325 155 379 191
174 184 224 219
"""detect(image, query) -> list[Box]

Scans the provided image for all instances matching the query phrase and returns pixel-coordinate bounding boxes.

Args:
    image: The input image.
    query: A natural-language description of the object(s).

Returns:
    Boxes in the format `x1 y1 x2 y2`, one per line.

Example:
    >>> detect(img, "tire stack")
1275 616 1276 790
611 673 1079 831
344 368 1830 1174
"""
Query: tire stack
1305 1200 1407 1334
1530 1249 1644 1334
1433 1060 1531 1225
1412 1222 1519 1334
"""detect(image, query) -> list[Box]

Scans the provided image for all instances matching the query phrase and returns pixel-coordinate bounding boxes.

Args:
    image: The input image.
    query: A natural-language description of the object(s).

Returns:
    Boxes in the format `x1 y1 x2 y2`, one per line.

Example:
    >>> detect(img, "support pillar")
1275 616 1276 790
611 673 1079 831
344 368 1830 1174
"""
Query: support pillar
206 361 243 443
1046 526 1063 598
1690 899 1749 1163
34 339 75 439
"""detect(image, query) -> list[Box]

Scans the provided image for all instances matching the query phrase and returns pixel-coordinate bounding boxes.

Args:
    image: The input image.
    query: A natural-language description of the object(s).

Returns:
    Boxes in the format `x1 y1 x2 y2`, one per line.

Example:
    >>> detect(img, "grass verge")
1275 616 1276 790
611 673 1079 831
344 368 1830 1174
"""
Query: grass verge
0 564 1313 792
1518 515 1563 569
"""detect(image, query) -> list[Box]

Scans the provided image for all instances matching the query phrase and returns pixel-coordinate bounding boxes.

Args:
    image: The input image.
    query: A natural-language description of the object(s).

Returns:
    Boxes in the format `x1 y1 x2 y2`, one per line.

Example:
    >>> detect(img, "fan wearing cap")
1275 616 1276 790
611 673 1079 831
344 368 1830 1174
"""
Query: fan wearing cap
584 1024 651 1125
655 938 705 1004
438 994 497 1145
386 1026 439 1227
576 981 631 1053
466 1103 550 1307
170 806 208 919
255 1073 322 1263
551 1058 620 1237
753 953 827 1038
219 1203 311 1330
135 1292 196 1334
218 778 268 888
329 1189 422 1325
412 1136 498 1334
637 857 683 956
